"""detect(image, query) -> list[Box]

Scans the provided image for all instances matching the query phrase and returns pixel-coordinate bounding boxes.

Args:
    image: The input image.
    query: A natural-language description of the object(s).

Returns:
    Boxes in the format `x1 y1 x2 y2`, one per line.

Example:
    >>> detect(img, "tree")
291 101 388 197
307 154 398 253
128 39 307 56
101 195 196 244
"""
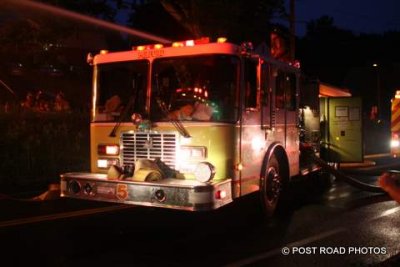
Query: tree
126 0 286 44
0 0 121 101
0 0 119 66
297 15 400 122
297 16 355 85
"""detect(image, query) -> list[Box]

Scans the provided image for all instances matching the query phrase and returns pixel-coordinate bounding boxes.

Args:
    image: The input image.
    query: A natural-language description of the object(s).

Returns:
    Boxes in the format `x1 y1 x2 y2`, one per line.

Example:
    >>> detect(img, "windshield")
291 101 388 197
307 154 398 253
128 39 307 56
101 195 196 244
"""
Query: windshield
94 60 148 122
151 55 239 123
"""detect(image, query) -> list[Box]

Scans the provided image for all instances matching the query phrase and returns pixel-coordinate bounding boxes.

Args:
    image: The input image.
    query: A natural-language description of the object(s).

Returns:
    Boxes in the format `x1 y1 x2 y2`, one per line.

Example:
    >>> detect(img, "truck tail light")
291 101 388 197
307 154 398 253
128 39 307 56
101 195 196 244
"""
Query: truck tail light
98 144 120 155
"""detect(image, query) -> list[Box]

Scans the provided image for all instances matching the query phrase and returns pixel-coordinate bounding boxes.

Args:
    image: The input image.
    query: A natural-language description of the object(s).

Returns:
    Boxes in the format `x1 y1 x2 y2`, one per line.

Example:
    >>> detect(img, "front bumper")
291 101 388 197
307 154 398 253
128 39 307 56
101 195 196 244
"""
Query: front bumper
60 172 232 211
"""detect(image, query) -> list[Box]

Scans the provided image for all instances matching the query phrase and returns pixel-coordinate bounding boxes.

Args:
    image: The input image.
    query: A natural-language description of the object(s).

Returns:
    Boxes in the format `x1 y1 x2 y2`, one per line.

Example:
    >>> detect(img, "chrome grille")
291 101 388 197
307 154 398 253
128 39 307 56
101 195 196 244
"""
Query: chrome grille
121 132 177 169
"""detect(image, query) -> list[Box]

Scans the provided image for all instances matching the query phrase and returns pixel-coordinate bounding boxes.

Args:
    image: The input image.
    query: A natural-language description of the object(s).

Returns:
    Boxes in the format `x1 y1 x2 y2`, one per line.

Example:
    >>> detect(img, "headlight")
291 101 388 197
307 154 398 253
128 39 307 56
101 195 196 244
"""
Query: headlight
194 162 215 183
391 140 400 148
98 144 120 155
97 158 119 169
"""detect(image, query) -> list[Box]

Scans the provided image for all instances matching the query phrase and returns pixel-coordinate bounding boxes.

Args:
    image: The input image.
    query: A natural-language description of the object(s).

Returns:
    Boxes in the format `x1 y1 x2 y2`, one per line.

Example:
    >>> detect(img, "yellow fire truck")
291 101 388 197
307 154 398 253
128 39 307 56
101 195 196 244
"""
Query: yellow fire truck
391 90 400 156
60 37 323 216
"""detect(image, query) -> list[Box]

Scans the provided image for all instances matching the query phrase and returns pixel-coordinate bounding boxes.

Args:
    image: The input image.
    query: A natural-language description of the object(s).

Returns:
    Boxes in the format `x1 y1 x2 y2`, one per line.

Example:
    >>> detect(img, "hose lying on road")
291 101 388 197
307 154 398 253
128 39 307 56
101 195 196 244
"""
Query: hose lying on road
301 144 387 194
0 184 60 201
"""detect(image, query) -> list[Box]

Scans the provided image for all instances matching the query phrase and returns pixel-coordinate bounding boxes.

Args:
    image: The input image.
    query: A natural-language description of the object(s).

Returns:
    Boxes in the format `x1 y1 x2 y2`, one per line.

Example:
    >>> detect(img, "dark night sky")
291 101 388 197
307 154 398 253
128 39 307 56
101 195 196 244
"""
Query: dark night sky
115 1 400 38
283 0 400 36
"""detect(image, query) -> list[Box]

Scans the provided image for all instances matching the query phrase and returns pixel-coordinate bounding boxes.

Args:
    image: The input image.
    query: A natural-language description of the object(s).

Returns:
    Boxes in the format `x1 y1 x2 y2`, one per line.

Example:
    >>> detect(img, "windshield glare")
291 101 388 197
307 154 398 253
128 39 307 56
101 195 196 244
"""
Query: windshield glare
94 60 148 122
94 55 239 123
151 55 238 122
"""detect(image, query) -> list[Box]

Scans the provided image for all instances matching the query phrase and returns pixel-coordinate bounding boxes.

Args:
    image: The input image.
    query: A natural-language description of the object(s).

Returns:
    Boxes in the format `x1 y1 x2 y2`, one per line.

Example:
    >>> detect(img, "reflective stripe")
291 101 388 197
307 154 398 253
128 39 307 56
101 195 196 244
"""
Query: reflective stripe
392 99 400 132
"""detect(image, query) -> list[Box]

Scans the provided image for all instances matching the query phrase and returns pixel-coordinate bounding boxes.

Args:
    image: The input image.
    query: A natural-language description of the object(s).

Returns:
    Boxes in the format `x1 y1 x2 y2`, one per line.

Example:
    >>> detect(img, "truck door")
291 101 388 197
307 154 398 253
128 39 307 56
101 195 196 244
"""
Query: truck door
239 57 263 195
271 68 300 176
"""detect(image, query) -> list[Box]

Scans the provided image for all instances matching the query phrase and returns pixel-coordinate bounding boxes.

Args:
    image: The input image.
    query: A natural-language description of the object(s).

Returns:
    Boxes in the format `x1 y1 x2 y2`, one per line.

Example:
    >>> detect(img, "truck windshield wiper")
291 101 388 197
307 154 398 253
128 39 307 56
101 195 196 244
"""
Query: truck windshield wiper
109 93 136 137
154 73 190 138
155 97 191 138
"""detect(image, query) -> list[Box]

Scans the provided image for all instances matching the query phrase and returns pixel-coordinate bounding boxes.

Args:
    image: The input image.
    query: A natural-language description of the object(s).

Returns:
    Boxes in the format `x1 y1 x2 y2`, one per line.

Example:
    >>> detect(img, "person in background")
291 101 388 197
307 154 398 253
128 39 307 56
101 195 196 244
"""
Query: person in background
379 171 400 203
4 102 10 113
34 90 51 112
21 92 35 109
54 91 70 112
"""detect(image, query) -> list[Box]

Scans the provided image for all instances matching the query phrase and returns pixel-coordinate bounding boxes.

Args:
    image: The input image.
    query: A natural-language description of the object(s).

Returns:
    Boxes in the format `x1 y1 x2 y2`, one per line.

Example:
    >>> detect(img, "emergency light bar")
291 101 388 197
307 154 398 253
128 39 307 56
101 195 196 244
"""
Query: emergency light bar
131 37 224 51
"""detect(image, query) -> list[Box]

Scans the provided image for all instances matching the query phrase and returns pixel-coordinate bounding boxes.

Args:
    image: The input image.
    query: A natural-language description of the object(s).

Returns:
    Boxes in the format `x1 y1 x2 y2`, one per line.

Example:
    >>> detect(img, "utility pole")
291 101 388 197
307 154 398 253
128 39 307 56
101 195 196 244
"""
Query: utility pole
289 0 295 60
373 63 381 119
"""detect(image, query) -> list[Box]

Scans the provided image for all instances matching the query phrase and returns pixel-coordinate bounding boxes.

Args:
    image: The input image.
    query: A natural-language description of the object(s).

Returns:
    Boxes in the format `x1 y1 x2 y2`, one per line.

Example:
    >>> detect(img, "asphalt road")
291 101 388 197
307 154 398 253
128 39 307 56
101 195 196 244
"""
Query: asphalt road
0 156 399 267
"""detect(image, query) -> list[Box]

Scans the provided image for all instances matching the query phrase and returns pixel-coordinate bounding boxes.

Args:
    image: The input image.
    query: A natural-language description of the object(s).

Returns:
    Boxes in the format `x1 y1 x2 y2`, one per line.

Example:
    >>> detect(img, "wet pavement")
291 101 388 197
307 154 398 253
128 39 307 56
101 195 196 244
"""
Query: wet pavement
0 154 399 266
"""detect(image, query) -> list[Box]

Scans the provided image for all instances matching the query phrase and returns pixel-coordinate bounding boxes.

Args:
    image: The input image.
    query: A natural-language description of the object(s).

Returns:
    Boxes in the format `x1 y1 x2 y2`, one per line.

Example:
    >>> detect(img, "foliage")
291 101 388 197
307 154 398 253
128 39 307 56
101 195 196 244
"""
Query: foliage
297 16 400 120
299 16 400 81
0 111 90 187
0 0 121 70
43 0 117 20
127 0 286 44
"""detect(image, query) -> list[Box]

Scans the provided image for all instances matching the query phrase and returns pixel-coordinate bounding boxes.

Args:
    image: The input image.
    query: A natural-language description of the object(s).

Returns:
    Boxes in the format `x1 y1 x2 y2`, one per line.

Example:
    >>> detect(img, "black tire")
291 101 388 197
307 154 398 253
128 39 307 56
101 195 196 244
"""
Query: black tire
260 154 285 217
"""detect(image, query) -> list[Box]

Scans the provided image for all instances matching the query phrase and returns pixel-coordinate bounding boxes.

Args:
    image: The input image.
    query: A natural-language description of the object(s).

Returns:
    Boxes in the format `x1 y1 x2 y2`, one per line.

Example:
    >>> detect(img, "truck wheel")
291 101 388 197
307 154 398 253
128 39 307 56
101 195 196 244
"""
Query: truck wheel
260 154 284 217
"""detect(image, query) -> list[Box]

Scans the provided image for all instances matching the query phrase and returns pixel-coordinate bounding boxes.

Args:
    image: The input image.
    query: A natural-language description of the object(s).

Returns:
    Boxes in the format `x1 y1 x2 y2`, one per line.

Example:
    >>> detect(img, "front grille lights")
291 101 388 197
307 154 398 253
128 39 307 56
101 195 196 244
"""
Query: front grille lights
98 144 120 156
180 146 206 159
97 158 119 169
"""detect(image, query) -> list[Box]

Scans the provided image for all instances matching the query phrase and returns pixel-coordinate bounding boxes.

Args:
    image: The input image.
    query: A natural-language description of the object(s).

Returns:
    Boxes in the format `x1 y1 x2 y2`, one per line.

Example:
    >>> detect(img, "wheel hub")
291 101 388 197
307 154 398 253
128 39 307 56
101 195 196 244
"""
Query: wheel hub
266 168 281 202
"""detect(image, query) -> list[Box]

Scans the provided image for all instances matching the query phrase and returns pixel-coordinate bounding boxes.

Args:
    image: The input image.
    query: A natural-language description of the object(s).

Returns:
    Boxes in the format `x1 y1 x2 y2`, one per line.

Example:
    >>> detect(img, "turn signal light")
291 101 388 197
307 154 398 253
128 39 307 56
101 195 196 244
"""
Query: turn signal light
215 190 227 199
98 144 120 155
217 37 227 43
172 42 184 48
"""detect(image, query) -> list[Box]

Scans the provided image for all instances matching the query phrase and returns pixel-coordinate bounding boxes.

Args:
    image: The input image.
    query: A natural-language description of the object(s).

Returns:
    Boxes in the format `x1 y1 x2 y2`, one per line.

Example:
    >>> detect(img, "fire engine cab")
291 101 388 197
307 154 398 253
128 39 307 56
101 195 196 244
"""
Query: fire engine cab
60 37 322 216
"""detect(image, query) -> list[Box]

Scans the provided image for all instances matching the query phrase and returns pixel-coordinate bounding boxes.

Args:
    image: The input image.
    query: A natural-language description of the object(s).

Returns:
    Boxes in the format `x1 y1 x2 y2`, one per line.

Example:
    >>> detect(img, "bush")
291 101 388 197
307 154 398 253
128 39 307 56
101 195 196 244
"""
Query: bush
0 110 90 187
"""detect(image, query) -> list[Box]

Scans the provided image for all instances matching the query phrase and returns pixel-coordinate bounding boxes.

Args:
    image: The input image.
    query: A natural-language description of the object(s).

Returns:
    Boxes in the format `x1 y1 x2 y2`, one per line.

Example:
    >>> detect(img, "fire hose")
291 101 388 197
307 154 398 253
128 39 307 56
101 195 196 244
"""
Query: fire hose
0 184 60 201
301 144 386 194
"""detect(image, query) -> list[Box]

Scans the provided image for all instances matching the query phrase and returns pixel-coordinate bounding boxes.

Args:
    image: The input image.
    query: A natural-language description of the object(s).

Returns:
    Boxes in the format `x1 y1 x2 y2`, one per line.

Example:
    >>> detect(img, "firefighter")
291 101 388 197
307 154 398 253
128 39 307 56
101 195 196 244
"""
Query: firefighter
21 92 35 109
104 95 122 113
378 172 400 203
54 91 70 111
